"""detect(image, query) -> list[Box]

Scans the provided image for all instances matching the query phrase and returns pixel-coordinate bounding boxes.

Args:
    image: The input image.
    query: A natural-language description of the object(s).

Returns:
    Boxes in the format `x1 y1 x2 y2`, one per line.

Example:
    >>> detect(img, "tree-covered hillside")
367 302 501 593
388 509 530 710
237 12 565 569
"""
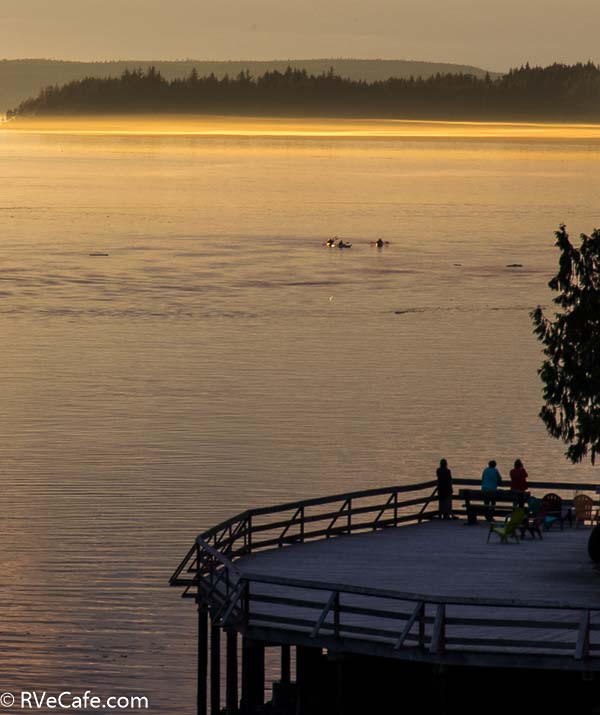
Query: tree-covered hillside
9 63 600 120
0 58 499 113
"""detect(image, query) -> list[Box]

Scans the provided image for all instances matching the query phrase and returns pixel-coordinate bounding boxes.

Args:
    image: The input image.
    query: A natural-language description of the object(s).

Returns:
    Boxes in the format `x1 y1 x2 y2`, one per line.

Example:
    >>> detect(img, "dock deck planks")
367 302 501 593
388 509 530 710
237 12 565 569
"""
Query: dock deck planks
235 520 600 659
238 520 596 604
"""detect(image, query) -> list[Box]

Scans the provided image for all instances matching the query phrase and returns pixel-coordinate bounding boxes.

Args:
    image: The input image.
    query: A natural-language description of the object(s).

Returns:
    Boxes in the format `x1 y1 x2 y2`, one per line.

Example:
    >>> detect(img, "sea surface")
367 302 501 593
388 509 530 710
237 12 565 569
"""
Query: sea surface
1 116 600 712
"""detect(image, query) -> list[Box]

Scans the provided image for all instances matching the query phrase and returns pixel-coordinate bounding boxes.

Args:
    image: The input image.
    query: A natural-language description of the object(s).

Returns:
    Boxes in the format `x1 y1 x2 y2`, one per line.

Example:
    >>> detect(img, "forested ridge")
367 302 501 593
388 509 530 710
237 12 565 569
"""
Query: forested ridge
0 58 497 113
9 62 600 120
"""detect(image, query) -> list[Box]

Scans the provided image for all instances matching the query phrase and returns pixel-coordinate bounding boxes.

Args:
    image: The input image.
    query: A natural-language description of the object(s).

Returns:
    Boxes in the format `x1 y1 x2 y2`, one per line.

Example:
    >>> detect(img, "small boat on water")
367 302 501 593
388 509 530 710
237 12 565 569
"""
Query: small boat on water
323 236 352 248
370 238 390 248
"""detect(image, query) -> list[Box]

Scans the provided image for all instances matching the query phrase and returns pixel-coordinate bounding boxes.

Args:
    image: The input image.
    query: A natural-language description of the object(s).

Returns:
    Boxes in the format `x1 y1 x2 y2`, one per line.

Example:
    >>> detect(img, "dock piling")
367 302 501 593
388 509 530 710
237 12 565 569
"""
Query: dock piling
197 606 208 715
281 644 291 686
210 622 221 715
240 637 265 713
226 630 238 715
296 646 325 715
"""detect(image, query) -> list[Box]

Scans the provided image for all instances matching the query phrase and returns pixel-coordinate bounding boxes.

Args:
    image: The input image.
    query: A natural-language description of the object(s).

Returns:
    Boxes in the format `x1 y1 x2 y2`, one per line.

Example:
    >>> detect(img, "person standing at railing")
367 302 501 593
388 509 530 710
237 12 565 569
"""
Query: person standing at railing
510 459 528 506
481 460 502 521
436 458 455 520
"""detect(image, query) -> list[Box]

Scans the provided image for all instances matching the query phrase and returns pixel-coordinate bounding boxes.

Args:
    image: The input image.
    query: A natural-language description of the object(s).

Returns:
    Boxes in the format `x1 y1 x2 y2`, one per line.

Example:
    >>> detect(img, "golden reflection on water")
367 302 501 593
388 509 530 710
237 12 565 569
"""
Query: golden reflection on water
5 114 600 139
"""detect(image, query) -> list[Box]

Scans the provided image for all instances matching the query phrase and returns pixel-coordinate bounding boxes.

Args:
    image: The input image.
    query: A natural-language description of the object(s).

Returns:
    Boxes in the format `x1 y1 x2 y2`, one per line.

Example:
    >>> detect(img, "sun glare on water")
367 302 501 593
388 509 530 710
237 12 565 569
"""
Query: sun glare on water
4 114 600 139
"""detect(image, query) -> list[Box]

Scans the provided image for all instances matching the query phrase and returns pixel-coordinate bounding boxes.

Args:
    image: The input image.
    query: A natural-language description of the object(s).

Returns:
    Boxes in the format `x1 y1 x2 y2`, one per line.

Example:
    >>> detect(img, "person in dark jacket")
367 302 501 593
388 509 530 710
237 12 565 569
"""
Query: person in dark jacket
436 458 455 520
509 458 528 506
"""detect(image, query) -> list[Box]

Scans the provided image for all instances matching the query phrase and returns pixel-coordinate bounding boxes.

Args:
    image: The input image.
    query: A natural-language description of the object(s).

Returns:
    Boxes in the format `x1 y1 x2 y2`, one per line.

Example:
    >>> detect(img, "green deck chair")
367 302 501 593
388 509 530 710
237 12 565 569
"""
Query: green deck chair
487 507 527 544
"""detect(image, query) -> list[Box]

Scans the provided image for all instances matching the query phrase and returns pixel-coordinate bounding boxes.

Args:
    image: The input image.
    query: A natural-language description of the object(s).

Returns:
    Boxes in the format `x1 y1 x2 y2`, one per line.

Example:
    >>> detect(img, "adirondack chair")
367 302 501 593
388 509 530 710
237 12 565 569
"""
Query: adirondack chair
574 494 594 528
541 493 568 530
487 507 527 544
520 496 546 539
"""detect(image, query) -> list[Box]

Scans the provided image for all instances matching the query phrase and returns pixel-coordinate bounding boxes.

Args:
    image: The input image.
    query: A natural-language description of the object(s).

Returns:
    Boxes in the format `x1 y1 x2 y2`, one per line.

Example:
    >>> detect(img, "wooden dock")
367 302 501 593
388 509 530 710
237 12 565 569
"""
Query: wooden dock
238 520 598 658
170 479 600 715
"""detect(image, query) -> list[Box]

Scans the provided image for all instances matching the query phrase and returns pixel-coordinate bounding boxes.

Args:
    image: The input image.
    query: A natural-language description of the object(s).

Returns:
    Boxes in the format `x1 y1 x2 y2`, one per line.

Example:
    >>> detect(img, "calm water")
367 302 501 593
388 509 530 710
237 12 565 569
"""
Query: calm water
1 117 600 712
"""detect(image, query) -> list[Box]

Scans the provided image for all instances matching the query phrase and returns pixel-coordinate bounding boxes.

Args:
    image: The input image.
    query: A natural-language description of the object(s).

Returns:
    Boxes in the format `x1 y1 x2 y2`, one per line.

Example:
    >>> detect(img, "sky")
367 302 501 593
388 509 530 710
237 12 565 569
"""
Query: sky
2 0 600 72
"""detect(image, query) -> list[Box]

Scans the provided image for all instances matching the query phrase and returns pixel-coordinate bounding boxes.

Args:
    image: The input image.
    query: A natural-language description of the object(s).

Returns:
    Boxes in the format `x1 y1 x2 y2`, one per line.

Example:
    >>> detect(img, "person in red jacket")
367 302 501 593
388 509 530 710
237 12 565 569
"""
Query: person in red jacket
510 459 528 505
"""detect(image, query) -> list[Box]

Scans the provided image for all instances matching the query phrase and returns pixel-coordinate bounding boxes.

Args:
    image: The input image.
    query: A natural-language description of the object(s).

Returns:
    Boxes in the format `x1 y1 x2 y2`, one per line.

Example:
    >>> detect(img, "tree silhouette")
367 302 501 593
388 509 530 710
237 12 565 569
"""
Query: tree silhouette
531 225 600 463
9 62 600 119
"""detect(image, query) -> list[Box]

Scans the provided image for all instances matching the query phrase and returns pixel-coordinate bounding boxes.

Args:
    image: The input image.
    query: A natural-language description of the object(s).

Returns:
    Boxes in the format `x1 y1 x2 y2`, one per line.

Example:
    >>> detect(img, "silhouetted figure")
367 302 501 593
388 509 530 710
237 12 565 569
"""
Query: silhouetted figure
510 458 528 506
436 458 454 519
481 460 502 521
370 238 390 247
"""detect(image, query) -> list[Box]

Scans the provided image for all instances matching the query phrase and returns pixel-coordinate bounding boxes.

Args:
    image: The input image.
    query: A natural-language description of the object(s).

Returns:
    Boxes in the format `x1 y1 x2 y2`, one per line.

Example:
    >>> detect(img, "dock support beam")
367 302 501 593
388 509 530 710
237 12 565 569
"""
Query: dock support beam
240 637 265 714
281 644 291 686
197 607 208 715
296 646 325 715
335 657 345 715
210 623 221 715
272 644 296 713
226 630 238 715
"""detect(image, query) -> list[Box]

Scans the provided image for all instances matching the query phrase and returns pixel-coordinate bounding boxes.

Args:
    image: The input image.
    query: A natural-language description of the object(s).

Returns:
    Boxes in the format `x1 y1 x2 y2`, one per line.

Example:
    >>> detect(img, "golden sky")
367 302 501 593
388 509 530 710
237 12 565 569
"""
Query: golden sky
2 0 599 71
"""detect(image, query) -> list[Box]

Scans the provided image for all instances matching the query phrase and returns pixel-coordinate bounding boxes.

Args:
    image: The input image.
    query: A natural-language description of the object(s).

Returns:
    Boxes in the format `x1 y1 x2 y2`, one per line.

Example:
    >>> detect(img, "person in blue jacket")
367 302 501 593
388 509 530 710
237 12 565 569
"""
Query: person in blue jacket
481 460 502 521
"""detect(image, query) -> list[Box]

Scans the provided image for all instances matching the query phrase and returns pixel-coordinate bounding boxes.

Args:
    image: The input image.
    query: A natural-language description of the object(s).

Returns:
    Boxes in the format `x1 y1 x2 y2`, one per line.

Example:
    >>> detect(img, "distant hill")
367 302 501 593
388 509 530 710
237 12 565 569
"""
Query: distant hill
0 58 500 113
10 63 600 122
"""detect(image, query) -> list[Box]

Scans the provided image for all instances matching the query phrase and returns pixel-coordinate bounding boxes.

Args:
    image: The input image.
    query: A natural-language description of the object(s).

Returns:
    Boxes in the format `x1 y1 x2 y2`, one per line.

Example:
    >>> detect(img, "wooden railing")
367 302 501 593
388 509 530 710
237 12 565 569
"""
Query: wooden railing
170 478 600 668
238 572 600 663
170 480 440 591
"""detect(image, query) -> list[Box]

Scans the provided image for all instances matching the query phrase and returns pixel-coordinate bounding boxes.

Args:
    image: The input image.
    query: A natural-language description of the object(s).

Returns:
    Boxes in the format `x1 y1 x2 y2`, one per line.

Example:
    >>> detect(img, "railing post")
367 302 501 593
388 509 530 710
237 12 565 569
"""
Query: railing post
207 553 214 593
418 486 438 524
430 603 446 655
279 506 306 547
347 499 352 534
311 590 338 639
575 609 590 660
327 499 351 538
300 506 305 542
246 514 252 554
244 580 250 624
334 591 340 638
394 491 398 526
394 601 424 650
419 603 426 650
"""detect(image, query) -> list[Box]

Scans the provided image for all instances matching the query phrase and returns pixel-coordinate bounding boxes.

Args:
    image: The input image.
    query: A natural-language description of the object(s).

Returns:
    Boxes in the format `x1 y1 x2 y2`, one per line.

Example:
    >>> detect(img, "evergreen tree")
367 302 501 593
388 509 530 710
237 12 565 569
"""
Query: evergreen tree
9 62 600 119
531 224 600 463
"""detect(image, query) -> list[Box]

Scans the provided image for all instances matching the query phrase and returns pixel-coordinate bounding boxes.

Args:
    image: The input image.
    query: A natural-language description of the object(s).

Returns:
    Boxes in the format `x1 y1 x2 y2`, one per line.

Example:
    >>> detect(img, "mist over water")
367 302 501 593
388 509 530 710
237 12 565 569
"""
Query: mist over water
1 117 600 712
